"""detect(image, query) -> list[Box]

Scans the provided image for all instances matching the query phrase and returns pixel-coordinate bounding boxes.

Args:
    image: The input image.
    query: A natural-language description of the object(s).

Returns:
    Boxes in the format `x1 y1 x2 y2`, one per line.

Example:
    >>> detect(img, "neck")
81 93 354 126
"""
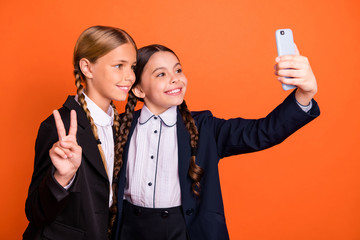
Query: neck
145 105 169 115
83 88 111 113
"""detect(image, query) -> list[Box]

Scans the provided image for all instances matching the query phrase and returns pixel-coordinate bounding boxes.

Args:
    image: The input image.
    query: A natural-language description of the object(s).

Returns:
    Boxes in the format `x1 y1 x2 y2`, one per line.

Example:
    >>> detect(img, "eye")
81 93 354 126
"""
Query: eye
175 68 182 74
114 64 123 69
156 72 165 77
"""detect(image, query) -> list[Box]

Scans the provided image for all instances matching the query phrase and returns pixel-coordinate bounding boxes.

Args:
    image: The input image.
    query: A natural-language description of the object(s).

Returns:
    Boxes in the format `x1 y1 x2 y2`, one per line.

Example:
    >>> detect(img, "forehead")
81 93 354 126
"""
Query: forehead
146 51 179 70
101 43 137 62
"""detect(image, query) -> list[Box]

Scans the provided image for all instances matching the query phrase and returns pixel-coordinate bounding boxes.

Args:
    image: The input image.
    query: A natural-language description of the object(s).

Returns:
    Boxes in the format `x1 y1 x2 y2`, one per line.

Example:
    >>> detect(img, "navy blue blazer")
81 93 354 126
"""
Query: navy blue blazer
24 96 111 240
114 91 320 240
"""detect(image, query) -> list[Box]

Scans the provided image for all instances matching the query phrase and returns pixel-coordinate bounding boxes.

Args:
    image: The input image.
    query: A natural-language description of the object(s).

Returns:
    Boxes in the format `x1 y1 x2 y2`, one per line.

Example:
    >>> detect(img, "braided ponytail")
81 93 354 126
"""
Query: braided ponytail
108 90 138 236
178 100 204 196
111 101 120 134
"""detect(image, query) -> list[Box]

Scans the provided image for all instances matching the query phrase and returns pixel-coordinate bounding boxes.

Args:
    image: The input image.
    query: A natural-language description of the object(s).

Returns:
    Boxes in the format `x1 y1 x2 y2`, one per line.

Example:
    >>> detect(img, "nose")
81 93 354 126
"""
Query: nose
170 74 179 84
125 67 136 84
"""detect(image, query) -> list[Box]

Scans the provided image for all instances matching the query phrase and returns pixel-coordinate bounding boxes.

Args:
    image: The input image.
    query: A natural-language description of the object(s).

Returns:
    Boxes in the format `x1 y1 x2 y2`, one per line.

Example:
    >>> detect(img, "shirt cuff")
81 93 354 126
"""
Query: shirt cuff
63 173 76 190
296 99 313 113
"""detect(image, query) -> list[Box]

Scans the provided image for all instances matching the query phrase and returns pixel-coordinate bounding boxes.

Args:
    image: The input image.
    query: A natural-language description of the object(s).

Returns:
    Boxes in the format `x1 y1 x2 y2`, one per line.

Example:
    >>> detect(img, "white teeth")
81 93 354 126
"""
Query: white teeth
119 86 129 90
167 89 180 94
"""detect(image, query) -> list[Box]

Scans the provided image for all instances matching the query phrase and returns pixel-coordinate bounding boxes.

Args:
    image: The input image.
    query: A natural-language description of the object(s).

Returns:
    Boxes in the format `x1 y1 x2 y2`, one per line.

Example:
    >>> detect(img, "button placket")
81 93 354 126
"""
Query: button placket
152 117 162 208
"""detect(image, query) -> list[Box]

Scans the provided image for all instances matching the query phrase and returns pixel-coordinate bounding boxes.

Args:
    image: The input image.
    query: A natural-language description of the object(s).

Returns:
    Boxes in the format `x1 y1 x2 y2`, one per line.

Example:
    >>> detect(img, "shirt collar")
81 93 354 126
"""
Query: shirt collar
139 105 177 127
75 92 114 127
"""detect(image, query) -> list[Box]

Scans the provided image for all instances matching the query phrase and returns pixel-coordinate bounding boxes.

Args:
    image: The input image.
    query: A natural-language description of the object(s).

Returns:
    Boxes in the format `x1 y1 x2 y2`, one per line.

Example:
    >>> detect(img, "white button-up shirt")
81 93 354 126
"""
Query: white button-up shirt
124 105 181 208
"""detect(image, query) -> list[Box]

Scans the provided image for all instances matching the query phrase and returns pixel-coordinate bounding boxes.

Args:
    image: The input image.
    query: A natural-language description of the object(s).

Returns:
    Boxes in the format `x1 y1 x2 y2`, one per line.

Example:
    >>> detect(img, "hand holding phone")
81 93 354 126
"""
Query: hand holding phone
275 29 297 90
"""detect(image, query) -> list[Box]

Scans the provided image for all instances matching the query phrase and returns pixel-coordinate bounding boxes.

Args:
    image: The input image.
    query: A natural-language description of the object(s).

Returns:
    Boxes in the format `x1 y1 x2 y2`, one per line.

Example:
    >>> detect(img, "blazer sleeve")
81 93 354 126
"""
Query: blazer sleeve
25 113 73 227
207 91 320 159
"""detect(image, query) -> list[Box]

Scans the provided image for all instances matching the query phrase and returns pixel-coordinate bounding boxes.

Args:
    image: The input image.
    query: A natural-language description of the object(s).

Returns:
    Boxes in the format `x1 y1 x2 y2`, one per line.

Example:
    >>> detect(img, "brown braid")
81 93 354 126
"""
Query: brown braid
108 91 138 236
111 101 120 134
178 100 204 197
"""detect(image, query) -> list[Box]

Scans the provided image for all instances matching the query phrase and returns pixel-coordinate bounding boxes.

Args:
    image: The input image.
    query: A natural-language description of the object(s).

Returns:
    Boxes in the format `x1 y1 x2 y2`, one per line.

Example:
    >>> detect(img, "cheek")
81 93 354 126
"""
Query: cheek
182 78 188 88
152 81 165 92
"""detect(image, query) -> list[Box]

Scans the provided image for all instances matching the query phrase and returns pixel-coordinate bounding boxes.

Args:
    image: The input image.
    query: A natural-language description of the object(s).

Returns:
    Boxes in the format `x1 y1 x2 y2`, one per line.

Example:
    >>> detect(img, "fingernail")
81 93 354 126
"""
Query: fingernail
68 154 73 158
276 57 280 62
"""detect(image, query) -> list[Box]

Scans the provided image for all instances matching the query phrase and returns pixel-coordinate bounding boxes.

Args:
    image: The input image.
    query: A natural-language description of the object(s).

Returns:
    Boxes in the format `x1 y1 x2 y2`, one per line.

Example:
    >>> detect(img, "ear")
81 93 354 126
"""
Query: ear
132 85 146 99
79 58 93 79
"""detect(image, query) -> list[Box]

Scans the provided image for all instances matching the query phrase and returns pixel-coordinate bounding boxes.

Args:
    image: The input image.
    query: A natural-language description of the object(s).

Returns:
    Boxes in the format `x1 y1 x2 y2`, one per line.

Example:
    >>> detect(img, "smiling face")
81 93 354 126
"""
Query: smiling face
132 51 187 115
81 43 137 111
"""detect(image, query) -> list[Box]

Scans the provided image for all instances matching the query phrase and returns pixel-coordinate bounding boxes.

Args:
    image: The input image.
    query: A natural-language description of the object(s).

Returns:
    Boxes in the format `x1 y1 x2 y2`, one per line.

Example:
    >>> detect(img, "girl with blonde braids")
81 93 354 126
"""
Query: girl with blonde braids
23 25 136 240
111 44 320 240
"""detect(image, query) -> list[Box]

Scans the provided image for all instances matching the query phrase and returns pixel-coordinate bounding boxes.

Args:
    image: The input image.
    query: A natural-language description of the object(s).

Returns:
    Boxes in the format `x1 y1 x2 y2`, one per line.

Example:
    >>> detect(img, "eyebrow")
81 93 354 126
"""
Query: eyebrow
113 60 137 65
114 60 128 63
152 62 181 74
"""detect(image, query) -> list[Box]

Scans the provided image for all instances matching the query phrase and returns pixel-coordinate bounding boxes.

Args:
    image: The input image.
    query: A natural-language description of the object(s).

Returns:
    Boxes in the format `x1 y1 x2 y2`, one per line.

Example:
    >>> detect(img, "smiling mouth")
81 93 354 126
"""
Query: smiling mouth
165 88 181 95
117 86 130 91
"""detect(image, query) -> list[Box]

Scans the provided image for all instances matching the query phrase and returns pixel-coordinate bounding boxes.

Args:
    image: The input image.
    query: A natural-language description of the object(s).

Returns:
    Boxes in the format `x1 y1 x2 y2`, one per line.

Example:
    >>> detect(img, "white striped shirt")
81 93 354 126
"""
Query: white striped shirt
124 105 181 208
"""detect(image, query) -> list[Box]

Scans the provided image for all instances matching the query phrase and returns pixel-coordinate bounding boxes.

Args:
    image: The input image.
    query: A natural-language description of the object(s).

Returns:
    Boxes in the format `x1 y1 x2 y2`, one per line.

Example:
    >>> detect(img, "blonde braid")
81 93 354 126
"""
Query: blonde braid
74 69 108 176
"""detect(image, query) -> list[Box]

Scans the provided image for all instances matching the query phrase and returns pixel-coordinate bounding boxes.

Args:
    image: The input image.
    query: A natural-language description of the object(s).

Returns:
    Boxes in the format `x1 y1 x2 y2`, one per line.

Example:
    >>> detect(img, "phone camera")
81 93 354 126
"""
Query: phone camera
280 30 285 35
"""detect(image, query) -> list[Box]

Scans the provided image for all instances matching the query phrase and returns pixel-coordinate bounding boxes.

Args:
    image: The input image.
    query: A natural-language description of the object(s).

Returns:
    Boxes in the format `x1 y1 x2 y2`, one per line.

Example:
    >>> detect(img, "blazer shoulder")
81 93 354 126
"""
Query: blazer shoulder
191 110 213 119
40 96 83 131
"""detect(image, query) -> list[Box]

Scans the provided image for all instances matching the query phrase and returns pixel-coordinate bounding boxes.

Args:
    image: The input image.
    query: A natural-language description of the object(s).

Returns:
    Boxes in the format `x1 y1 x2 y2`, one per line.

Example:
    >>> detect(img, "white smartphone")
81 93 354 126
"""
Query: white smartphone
275 28 296 90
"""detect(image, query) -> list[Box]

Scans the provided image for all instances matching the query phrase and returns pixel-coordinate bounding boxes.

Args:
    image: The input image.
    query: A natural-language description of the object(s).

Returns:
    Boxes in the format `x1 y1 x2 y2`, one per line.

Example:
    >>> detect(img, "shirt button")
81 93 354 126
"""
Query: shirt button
154 116 158 120
154 130 158 134
148 182 152 186
150 155 154 159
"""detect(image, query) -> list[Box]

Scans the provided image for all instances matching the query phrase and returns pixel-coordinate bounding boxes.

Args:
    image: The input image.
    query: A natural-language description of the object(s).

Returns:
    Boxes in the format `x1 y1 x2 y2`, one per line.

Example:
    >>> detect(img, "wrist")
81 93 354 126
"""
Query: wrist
295 89 315 106
54 170 76 187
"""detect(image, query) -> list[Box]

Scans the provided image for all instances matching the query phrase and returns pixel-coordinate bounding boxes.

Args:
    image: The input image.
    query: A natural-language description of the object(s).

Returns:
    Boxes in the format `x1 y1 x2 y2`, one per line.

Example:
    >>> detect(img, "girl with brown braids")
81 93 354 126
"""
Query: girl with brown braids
110 44 320 240
23 25 137 240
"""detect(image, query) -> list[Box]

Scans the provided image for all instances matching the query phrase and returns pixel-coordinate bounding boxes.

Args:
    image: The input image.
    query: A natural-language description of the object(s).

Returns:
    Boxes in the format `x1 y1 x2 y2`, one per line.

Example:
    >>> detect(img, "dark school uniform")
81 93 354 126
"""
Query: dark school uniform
114 91 320 240
24 96 110 240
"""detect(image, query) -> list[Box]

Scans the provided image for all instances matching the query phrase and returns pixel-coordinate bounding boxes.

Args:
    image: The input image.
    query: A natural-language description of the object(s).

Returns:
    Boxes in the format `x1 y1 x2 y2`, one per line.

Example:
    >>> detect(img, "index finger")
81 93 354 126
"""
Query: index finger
68 110 78 137
53 110 66 140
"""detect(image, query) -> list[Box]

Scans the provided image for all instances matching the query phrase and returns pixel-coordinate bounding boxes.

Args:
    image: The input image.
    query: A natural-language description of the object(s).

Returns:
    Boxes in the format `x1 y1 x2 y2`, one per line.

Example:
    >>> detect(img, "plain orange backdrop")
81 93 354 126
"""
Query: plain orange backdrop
1 0 360 239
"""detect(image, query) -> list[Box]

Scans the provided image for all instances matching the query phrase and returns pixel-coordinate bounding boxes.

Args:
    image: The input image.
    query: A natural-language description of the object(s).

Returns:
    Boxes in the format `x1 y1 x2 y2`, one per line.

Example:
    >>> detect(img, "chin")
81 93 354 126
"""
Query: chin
114 96 127 102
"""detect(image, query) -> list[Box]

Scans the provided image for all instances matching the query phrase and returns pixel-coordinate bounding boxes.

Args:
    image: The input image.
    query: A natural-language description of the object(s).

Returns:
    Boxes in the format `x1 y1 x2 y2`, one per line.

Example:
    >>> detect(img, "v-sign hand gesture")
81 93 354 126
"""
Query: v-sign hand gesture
49 110 82 187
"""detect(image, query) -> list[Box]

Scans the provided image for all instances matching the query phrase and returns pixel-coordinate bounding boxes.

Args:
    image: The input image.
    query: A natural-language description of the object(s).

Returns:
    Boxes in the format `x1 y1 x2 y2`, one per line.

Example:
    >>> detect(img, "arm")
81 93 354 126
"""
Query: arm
211 90 320 159
211 46 319 158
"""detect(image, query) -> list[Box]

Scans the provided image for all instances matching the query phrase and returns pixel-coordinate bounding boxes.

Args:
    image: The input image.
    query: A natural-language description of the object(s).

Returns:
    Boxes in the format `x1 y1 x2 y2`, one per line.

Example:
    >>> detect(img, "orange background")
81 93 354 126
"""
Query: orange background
1 0 360 239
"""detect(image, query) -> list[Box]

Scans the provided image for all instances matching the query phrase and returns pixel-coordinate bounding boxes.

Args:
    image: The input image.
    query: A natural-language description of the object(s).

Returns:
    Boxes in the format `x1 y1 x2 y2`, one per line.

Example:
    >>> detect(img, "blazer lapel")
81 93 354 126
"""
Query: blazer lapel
63 96 108 181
